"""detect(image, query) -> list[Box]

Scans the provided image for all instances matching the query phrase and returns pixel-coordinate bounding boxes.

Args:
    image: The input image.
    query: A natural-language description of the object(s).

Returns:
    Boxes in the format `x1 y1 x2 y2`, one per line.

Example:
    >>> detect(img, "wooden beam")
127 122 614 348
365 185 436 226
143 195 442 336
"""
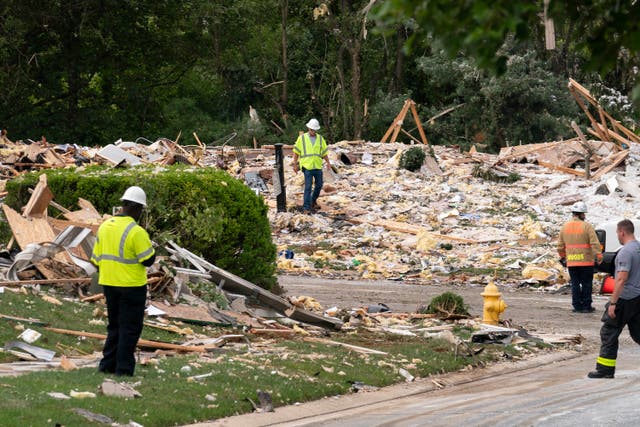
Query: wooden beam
0 278 92 287
601 109 640 143
45 327 209 353
591 149 629 180
400 128 423 145
23 174 53 219
494 140 567 166
381 99 411 143
304 337 388 355
597 107 610 141
348 216 482 243
568 87 608 141
536 160 587 177
409 100 430 144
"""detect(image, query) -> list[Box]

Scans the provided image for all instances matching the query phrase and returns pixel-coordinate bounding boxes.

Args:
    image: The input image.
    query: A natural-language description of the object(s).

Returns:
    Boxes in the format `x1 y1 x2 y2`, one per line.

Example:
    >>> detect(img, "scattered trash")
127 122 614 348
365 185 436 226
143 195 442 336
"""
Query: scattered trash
100 379 142 398
69 390 97 399
17 329 41 344
47 392 70 400
398 368 415 382
72 408 112 424
247 390 274 413
3 341 55 361
349 381 379 392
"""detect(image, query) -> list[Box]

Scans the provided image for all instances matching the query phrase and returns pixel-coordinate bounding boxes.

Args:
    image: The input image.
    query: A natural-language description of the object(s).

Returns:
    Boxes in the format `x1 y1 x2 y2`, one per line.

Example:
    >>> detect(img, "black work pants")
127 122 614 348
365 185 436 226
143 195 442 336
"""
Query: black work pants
100 285 147 376
568 266 594 311
595 295 640 375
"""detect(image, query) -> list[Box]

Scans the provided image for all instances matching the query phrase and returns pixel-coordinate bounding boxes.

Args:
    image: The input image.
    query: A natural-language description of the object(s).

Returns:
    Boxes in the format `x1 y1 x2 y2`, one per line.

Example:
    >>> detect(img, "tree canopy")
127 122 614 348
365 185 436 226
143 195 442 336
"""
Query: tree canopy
1 0 637 151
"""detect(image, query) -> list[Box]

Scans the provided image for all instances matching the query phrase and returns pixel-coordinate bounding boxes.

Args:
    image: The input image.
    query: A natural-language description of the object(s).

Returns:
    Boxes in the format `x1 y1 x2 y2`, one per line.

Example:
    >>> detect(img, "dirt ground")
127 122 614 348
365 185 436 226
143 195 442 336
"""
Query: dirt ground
278 274 605 346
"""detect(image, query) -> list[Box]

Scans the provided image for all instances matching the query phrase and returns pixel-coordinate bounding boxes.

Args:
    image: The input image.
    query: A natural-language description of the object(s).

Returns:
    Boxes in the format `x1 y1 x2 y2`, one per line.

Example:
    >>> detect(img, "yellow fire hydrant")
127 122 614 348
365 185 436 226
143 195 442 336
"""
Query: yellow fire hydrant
481 280 507 325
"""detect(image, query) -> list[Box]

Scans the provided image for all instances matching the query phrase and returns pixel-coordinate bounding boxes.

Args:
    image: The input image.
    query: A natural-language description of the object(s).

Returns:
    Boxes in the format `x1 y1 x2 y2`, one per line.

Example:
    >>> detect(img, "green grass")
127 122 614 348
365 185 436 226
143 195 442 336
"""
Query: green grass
0 288 216 363
0 288 519 426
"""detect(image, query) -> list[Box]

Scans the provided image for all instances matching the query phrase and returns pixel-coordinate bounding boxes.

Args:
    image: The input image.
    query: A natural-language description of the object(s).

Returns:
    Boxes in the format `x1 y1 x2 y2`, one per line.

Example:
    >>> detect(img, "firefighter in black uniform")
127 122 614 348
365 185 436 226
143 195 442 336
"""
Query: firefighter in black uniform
589 219 640 378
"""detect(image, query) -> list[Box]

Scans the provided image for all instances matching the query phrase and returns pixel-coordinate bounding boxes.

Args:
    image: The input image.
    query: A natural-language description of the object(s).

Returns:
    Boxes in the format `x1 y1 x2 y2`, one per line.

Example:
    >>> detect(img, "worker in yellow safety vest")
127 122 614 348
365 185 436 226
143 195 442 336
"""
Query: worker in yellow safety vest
557 201 603 313
91 186 155 376
292 118 332 214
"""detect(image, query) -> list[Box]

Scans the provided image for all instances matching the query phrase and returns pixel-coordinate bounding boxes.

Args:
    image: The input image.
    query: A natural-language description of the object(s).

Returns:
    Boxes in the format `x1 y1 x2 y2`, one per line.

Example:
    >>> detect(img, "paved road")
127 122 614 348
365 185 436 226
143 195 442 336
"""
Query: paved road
188 276 640 427
205 345 640 427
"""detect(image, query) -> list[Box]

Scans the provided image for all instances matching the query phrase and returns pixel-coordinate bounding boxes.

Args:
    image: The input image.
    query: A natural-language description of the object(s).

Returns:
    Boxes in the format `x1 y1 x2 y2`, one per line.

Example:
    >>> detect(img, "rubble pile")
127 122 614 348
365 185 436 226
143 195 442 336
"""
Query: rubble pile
0 78 637 375
261 140 640 290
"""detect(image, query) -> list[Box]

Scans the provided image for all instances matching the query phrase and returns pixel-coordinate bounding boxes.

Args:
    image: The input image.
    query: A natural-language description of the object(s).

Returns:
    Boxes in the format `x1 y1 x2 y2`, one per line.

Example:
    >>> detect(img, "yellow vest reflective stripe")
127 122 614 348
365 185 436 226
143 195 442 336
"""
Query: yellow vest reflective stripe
294 133 327 170
91 216 154 287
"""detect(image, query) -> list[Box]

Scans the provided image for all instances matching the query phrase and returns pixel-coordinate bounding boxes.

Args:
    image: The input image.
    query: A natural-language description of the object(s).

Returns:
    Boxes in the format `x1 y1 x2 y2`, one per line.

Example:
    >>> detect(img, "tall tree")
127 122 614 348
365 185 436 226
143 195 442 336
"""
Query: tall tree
373 0 640 104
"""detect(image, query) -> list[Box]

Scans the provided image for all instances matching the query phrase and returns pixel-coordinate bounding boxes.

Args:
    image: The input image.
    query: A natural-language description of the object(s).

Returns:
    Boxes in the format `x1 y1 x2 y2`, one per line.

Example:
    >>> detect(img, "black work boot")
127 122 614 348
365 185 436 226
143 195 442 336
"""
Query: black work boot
587 370 614 379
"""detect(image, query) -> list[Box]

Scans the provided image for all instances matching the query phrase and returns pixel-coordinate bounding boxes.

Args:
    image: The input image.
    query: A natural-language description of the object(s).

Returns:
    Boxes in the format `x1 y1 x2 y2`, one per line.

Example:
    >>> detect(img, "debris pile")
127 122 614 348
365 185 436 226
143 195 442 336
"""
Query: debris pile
0 78 634 380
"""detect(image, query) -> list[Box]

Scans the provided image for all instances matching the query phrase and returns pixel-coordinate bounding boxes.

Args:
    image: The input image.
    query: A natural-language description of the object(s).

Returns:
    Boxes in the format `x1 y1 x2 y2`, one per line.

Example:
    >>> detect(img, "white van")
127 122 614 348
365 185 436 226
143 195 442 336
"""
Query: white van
594 219 640 273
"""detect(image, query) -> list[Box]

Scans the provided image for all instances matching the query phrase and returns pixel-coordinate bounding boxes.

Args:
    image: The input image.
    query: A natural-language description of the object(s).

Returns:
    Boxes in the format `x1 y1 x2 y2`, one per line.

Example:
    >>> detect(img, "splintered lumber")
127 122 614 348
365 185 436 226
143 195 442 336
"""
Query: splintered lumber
0 313 48 326
63 198 104 224
568 78 639 146
304 337 388 355
1 204 72 277
45 327 208 353
250 328 296 336
80 293 104 302
3 204 57 247
0 278 92 287
370 312 438 320
495 141 566 166
23 174 53 218
348 217 480 243
381 99 430 144
590 149 629 180
536 160 587 177
167 241 343 330
381 99 411 143
151 301 228 326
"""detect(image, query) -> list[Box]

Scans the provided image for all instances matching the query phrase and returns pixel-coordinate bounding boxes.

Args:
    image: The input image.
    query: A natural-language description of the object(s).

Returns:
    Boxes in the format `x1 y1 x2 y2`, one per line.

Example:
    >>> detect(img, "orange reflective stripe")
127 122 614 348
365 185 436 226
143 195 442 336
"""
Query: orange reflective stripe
566 244 592 248
568 261 595 266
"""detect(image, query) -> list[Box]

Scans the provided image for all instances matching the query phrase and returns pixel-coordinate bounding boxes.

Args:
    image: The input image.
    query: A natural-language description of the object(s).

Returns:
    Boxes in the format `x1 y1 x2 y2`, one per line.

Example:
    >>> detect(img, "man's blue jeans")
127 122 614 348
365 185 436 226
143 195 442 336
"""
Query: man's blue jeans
303 168 323 210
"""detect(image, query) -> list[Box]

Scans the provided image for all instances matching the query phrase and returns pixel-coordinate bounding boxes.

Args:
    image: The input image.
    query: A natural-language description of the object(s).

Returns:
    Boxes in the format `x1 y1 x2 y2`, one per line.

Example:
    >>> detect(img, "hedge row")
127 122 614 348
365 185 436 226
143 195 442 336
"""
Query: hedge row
5 165 277 290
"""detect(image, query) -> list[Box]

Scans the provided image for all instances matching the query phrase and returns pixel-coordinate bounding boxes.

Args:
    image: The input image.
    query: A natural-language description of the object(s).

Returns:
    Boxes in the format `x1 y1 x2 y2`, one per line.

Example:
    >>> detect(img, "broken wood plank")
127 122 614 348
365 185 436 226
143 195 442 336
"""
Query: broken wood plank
536 160 586 177
45 327 209 353
0 313 48 326
369 313 438 319
80 293 104 303
304 337 388 355
2 204 72 278
23 174 53 219
63 198 104 224
150 301 226 326
591 149 630 180
348 217 480 243
0 278 92 287
495 140 567 165
167 241 343 330
249 328 296 335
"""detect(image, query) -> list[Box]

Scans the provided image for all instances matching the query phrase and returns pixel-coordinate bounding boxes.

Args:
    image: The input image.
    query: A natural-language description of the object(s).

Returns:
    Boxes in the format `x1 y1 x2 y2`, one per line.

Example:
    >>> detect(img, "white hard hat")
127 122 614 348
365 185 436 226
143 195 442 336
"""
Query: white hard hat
306 118 321 130
121 186 147 207
570 201 588 213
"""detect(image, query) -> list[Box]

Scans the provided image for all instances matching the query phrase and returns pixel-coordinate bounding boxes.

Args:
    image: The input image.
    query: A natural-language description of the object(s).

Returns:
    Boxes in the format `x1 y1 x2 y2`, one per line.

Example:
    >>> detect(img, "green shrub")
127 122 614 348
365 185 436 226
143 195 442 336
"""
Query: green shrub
422 292 469 317
399 146 427 172
5 165 277 290
472 164 521 183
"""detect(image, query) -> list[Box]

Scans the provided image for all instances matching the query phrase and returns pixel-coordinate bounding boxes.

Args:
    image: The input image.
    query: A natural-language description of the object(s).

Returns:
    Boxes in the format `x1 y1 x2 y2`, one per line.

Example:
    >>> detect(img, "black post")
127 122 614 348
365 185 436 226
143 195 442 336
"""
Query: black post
274 143 287 212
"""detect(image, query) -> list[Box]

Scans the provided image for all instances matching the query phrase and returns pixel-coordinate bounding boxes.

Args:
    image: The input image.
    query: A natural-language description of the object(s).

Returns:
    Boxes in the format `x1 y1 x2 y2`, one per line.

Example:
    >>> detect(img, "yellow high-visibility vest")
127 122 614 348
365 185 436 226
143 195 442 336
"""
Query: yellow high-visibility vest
91 216 154 287
294 132 328 170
